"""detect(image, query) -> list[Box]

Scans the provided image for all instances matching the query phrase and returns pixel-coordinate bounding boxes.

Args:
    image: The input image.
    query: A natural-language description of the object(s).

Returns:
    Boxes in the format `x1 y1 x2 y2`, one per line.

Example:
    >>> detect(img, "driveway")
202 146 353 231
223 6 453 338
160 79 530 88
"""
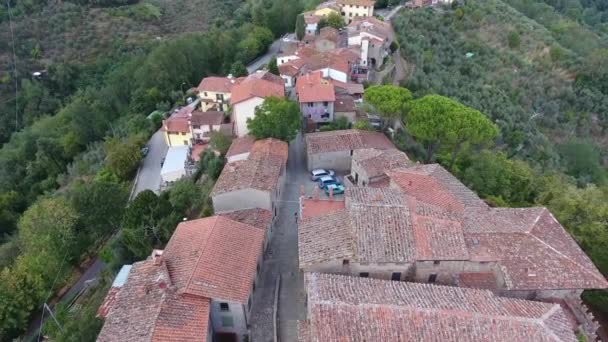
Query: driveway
250 133 309 342
247 34 296 74
133 129 168 196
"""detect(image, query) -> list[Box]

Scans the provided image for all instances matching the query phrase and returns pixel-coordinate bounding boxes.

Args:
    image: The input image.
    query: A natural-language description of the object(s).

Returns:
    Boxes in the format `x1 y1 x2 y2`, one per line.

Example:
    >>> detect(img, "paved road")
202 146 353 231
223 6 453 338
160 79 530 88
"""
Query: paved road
250 133 310 341
133 129 168 196
247 34 296 74
384 4 404 21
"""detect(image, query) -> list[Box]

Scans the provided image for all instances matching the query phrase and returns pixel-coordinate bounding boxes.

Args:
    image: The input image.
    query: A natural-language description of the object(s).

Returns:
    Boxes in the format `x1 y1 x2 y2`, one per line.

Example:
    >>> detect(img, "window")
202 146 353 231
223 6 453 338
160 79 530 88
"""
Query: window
248 296 252 310
284 78 288 84
323 101 328 107
391 272 401 281
204 92 208 97
433 260 440 265
428 274 437 283
360 272 369 278
342 259 350 266
221 316 234 327
350 150 353 156
308 102 314 107
220 303 230 312
349 12 353 16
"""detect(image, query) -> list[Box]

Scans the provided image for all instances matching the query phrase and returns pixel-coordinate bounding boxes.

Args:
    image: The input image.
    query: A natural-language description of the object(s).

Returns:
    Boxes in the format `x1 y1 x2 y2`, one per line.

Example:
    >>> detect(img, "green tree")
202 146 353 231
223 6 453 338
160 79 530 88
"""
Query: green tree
459 151 535 206
406 95 499 164
247 97 301 142
508 31 521 48
363 85 413 122
119 190 174 261
268 58 280 75
209 131 232 155
295 13 305 40
318 12 345 30
320 117 351 131
353 119 375 130
104 137 142 180
230 61 248 77
558 142 607 186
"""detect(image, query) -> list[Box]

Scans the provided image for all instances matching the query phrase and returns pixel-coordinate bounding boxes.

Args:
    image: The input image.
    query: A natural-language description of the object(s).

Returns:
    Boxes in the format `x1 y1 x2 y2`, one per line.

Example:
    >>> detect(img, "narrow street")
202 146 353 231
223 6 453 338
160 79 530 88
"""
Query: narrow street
247 34 296 74
250 134 309 341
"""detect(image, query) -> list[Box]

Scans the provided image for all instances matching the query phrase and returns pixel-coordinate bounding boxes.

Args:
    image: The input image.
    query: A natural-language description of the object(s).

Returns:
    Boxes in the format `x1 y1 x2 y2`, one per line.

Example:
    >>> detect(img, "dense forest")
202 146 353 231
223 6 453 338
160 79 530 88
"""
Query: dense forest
392 0 608 319
0 0 310 339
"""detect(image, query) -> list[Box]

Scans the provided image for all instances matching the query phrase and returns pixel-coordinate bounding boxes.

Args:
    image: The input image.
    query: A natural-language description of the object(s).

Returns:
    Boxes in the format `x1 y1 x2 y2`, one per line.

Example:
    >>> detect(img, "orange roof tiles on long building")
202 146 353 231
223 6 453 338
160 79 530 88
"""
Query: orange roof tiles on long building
305 129 395 155
230 71 285 105
299 273 578 342
162 216 264 303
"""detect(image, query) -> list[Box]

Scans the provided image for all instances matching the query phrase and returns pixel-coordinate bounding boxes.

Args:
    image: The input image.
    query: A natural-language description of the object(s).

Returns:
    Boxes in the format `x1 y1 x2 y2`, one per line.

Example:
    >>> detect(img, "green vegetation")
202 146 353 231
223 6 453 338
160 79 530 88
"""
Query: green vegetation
0 0 311 338
247 97 302 142
363 85 413 121
268 57 280 75
318 12 345 30
392 0 608 170
407 95 499 164
320 117 351 131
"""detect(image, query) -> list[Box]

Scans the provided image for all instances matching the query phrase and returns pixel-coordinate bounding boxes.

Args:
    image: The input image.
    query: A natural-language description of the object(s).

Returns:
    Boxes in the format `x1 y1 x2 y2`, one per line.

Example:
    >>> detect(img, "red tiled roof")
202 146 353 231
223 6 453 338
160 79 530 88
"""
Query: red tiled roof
97 260 211 342
352 148 411 179
304 12 321 24
387 164 488 212
296 72 336 103
318 27 339 43
299 273 578 342
301 197 346 219
197 76 240 93
331 80 365 95
225 136 255 159
337 0 375 6
279 58 306 77
211 157 284 196
305 129 394 155
219 208 272 231
190 111 224 126
250 138 289 163
230 71 285 105
464 207 608 290
162 216 264 303
334 95 356 112
162 116 189 134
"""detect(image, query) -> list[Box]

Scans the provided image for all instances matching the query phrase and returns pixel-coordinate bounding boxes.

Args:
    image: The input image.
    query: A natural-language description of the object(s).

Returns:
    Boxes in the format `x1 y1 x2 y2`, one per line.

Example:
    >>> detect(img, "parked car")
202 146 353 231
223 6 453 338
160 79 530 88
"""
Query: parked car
311 168 335 181
324 183 345 195
318 175 341 189
141 146 150 157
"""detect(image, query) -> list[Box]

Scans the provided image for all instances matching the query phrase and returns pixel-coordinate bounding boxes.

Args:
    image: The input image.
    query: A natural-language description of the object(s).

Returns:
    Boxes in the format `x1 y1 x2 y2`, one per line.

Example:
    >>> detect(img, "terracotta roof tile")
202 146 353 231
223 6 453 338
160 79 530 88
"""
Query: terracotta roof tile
219 208 272 231
162 116 189 133
97 260 211 342
225 136 255 159
162 216 264 303
352 148 411 179
211 157 284 196
464 207 608 290
334 95 356 112
388 164 487 212
456 272 499 290
300 197 346 219
299 273 578 342
296 72 336 103
305 129 394 155
278 58 306 77
298 209 356 266
230 71 285 105
197 76 240 93
190 111 224 126
337 0 375 6
250 138 289 163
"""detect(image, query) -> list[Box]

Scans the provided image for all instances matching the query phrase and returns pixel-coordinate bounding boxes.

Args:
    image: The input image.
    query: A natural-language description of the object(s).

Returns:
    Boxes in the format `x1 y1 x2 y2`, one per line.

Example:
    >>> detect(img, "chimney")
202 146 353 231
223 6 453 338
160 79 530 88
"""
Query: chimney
151 249 164 266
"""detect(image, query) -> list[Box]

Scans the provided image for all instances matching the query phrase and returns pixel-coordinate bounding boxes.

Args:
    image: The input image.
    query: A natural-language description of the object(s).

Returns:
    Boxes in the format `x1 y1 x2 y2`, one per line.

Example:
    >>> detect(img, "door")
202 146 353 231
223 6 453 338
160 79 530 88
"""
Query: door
391 272 401 281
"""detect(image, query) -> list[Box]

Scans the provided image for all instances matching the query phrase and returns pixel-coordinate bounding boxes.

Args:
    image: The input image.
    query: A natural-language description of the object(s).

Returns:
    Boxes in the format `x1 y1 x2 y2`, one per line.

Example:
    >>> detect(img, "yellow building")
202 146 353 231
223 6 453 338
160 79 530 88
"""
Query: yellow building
314 6 339 17
337 0 375 23
196 76 241 112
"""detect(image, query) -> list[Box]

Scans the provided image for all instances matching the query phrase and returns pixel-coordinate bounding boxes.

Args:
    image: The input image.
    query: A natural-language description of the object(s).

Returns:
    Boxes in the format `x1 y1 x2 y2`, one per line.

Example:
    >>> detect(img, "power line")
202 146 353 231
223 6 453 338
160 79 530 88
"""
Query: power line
6 0 19 130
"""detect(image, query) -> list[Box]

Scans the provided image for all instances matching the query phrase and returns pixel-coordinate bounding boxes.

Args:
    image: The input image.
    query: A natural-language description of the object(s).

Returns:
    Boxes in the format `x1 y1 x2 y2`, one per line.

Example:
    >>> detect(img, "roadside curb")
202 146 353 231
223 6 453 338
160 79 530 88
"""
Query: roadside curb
273 274 281 342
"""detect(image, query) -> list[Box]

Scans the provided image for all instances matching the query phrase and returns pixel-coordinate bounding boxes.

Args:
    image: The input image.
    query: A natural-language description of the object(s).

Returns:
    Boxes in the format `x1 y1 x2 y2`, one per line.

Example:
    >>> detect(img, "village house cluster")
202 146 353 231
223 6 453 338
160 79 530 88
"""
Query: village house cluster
94 0 607 341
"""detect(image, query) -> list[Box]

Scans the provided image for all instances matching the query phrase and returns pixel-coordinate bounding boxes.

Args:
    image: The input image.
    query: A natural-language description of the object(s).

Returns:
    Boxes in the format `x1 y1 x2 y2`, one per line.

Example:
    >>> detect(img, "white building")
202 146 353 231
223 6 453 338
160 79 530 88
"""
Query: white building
160 146 190 185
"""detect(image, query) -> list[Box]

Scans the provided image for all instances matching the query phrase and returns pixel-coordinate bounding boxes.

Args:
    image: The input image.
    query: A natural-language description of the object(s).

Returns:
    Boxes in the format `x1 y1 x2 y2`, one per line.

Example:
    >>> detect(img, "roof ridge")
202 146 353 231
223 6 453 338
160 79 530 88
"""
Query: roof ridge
313 300 555 330
526 210 607 285
144 262 172 341
183 217 217 296
538 304 569 342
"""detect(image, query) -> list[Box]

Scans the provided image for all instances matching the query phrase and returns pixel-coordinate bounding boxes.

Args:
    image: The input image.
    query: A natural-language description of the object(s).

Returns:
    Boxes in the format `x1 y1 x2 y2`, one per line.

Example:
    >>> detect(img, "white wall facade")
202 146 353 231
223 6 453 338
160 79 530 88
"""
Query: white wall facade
233 97 265 137
316 67 348 83
281 74 295 88
277 55 299 66
341 4 374 23
306 23 318 35
226 152 250 164
209 300 249 341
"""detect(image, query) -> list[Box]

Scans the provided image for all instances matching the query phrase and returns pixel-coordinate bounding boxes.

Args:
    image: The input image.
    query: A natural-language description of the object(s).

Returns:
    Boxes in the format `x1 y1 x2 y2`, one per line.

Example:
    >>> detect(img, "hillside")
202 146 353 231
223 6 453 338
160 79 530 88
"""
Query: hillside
392 0 608 171
0 0 242 143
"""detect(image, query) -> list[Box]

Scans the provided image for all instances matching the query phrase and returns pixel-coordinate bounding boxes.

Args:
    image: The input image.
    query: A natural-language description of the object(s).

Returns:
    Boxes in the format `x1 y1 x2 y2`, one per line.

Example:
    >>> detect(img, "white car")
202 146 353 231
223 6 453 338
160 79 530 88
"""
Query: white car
311 169 335 181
